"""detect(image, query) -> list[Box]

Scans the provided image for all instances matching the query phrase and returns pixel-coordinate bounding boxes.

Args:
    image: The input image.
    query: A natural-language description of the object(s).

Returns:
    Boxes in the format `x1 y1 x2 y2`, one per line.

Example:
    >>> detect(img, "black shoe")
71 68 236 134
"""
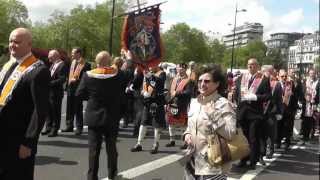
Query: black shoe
41 130 51 135
259 157 266 166
248 163 256 170
108 169 117 180
236 161 247 168
266 154 273 159
62 128 73 132
180 143 188 150
130 144 142 152
284 144 289 152
165 141 175 147
48 130 58 137
150 143 159 154
74 129 82 135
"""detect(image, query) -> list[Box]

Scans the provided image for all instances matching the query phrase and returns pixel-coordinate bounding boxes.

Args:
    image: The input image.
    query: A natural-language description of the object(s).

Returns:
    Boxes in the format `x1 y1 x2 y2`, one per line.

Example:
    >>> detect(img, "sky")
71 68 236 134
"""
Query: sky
20 0 319 40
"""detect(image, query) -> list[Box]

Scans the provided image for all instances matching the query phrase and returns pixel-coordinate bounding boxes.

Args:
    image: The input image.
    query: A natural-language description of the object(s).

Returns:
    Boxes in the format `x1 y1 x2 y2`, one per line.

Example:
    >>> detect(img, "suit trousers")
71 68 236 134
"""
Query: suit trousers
277 109 295 146
87 127 118 180
240 119 261 165
260 116 276 156
46 95 63 132
2 142 35 180
66 91 83 130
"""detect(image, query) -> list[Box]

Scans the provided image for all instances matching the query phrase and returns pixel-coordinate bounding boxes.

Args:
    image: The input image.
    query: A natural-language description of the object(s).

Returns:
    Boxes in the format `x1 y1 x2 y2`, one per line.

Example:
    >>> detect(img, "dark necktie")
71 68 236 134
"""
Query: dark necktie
0 61 19 93
248 75 254 88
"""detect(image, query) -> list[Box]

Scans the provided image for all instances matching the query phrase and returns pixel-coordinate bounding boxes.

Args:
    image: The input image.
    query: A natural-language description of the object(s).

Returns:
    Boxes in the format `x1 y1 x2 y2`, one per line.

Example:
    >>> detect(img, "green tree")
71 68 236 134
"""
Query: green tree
265 48 285 70
0 0 29 46
31 0 126 61
207 39 226 66
162 23 210 64
230 40 268 68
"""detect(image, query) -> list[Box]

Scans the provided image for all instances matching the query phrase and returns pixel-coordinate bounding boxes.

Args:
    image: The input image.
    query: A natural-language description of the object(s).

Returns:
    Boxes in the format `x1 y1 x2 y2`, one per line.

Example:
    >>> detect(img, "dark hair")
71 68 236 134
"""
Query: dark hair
177 62 188 69
73 47 83 56
196 64 227 95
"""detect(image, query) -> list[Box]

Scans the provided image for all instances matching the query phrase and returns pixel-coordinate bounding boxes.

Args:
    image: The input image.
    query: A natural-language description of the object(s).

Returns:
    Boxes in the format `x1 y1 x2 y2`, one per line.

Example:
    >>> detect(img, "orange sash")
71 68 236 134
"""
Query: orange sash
86 67 118 79
170 77 189 98
0 55 40 106
68 58 85 84
240 72 263 98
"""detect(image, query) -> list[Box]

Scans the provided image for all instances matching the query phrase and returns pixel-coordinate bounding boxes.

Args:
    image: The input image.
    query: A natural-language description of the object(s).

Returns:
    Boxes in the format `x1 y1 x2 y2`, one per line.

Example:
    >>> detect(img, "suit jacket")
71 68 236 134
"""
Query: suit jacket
67 62 91 94
234 74 271 123
49 61 67 98
288 79 304 111
75 69 126 135
1 60 50 153
265 81 283 116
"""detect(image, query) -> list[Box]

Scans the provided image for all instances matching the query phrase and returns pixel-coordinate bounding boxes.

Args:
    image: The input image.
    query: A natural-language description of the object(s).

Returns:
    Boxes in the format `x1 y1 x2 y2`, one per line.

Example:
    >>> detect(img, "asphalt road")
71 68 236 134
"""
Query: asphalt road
34 95 319 180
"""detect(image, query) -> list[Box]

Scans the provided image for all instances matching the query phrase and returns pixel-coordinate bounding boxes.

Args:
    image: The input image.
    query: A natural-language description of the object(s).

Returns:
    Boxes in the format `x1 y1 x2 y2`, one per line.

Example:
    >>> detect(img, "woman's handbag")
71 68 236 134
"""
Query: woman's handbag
207 128 250 167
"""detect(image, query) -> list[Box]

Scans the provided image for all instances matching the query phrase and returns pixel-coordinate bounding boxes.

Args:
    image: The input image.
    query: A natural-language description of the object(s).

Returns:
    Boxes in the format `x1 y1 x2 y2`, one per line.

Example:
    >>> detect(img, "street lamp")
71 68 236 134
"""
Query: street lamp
230 3 246 73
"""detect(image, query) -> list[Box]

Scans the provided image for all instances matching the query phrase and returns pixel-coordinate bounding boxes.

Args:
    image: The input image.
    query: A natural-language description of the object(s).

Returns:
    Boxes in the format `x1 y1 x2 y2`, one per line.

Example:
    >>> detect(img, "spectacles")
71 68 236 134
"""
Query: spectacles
198 79 212 84
280 75 287 78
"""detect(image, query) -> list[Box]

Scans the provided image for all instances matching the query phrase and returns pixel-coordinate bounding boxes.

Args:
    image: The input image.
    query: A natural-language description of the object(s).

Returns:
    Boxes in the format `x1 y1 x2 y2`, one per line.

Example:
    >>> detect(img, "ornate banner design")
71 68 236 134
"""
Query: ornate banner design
121 6 163 69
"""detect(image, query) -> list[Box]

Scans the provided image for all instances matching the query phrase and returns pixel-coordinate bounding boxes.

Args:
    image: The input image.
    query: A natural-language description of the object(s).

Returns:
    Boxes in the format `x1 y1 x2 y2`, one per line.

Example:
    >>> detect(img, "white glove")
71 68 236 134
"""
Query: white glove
242 93 257 101
125 84 134 93
143 91 151 98
275 114 282 121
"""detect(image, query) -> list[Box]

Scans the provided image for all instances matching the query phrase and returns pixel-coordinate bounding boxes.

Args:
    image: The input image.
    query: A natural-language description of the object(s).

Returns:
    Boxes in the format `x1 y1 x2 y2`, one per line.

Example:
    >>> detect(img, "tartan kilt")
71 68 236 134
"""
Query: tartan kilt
166 105 188 126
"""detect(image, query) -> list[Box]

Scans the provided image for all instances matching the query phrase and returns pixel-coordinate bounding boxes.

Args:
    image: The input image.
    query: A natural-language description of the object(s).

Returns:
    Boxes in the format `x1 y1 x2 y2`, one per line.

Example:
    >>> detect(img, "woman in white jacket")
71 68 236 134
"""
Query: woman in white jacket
183 64 237 180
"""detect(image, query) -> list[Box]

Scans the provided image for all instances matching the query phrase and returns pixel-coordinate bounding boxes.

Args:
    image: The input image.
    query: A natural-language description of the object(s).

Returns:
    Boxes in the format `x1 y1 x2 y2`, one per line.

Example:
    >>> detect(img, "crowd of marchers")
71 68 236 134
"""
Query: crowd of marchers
0 27 319 180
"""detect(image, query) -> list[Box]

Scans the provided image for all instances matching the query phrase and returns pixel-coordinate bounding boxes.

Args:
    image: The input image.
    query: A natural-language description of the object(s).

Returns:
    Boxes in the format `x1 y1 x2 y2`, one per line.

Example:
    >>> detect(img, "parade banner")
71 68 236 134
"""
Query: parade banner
121 6 163 69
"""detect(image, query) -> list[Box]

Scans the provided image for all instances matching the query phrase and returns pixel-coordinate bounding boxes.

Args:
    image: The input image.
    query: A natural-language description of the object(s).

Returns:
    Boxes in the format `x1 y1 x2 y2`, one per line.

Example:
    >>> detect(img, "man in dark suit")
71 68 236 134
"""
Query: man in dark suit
234 58 271 169
76 51 125 180
260 65 283 161
42 50 67 137
277 69 303 150
0 28 50 180
63 47 91 135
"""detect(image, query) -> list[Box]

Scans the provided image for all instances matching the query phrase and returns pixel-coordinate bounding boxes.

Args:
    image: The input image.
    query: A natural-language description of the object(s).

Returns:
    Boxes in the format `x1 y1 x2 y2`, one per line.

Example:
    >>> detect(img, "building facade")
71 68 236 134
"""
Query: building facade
265 32 304 67
223 22 263 48
288 31 320 73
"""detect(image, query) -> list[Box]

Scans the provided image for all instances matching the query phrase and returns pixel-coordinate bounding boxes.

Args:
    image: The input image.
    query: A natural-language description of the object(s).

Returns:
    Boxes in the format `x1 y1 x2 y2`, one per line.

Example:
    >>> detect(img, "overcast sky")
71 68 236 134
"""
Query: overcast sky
20 0 319 39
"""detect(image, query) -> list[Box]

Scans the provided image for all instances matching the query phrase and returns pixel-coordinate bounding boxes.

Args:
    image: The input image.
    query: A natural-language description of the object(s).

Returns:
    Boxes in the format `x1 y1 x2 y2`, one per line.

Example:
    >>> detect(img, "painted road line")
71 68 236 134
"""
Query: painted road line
239 143 302 180
103 153 185 180
102 152 238 180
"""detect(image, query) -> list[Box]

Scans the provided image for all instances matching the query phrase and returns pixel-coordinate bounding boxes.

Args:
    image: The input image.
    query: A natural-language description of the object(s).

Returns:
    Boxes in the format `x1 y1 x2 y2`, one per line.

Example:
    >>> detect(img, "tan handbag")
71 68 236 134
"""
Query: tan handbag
207 128 250 167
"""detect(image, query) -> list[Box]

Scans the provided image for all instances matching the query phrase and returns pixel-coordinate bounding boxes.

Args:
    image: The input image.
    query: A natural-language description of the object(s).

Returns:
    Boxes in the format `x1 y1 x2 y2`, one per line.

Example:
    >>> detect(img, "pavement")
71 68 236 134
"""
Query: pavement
34 96 319 180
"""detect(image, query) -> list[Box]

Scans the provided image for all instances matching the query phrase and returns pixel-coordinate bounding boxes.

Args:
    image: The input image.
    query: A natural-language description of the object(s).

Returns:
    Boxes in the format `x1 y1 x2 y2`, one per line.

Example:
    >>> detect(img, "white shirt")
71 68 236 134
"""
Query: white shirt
50 60 63 77
10 52 32 64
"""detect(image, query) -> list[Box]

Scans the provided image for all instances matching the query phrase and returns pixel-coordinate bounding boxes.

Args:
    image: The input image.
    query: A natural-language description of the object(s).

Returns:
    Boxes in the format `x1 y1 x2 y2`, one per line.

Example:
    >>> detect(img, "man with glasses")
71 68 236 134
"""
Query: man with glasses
277 69 303 150
234 58 271 169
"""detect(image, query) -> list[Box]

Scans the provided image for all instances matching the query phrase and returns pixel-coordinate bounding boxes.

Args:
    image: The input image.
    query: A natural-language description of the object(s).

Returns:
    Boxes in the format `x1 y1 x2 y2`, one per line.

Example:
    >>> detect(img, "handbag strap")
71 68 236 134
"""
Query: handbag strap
216 133 232 163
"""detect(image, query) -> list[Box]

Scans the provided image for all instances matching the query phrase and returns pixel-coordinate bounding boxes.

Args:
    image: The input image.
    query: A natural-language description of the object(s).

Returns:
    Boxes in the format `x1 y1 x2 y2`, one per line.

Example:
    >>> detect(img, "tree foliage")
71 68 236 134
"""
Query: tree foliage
162 23 210 64
0 0 29 46
31 1 126 61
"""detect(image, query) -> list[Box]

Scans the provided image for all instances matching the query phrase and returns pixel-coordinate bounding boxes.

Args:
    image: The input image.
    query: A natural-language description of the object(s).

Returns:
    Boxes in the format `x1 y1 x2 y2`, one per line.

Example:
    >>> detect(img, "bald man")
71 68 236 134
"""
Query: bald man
0 28 50 180
233 58 271 169
41 50 67 137
76 51 126 180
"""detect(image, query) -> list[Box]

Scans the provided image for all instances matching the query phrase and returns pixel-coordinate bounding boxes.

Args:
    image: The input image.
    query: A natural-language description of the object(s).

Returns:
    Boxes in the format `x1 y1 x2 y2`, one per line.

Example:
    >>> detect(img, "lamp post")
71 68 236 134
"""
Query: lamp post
230 3 246 73
109 0 116 56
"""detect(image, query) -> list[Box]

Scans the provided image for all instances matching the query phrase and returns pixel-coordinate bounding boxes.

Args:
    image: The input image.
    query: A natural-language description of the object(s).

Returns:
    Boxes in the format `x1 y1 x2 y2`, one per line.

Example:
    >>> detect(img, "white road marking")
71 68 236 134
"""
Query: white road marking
102 142 308 180
102 153 185 180
239 143 303 180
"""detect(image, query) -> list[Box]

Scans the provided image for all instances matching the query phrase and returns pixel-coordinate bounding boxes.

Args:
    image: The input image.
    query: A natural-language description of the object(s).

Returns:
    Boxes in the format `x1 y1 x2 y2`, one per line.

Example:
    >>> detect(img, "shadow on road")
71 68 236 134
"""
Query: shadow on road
36 156 78 166
262 148 319 176
56 133 88 140
39 140 88 148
